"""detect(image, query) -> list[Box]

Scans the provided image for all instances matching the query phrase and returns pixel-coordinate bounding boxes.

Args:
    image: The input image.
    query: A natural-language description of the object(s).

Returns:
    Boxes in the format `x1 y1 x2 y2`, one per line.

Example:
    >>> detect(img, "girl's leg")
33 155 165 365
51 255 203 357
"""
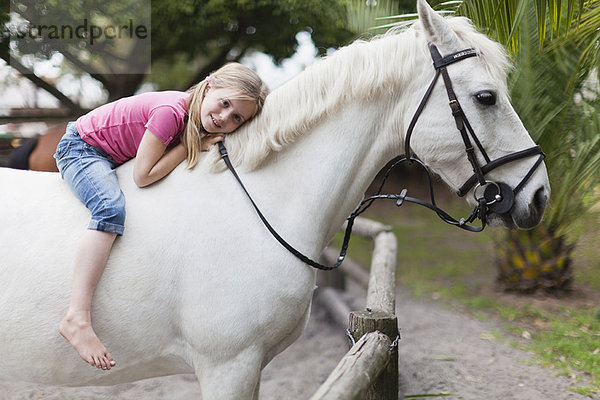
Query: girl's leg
55 125 124 370
59 229 117 370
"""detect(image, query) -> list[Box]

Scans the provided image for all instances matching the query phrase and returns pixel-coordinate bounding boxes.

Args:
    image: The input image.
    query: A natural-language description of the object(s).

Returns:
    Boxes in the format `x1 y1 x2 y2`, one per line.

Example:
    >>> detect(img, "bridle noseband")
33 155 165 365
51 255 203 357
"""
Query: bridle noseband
217 43 545 270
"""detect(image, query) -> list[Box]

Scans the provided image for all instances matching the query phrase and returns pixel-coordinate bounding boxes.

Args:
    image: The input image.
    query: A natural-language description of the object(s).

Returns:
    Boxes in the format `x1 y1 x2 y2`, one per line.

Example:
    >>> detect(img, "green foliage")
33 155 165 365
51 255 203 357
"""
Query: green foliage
373 0 586 52
151 0 353 64
344 0 410 37
528 308 600 392
4 0 354 99
504 3 600 239
449 0 583 55
0 0 9 59
8 0 150 60
571 3 600 84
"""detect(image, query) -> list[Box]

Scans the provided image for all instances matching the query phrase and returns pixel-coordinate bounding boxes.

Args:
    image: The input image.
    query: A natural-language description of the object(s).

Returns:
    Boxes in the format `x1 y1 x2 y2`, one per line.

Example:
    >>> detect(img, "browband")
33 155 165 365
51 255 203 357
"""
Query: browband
433 48 477 69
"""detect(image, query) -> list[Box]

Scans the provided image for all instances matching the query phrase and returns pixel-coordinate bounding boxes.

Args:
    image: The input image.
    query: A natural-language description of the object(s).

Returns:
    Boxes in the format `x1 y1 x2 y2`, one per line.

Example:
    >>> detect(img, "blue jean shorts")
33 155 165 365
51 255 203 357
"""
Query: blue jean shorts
54 122 125 235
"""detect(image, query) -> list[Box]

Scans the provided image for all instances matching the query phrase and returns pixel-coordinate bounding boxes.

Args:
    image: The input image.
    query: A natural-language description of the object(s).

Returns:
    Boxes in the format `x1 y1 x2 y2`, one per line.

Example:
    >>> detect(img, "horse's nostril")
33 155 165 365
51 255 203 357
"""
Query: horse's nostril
533 186 548 212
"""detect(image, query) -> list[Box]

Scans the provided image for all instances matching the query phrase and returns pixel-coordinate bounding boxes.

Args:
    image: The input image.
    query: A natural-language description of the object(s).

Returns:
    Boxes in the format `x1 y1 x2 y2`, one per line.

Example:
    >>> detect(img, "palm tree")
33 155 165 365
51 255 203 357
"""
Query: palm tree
371 0 600 292
446 1 600 292
495 5 600 291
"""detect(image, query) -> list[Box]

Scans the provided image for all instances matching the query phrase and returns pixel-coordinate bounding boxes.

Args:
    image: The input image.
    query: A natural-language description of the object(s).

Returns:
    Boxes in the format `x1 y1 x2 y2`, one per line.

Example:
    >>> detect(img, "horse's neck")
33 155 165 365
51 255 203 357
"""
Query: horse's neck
254 100 404 253
218 34 427 255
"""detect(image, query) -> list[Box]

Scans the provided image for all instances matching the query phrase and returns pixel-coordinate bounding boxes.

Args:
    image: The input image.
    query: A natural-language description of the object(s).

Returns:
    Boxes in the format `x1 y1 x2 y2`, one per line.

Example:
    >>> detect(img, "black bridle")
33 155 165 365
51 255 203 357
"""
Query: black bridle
398 43 545 228
217 43 545 271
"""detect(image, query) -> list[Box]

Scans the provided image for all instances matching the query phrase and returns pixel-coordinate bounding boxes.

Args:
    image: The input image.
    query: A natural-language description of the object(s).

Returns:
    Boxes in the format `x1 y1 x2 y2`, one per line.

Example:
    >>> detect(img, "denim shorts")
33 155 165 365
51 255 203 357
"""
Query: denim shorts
54 122 125 235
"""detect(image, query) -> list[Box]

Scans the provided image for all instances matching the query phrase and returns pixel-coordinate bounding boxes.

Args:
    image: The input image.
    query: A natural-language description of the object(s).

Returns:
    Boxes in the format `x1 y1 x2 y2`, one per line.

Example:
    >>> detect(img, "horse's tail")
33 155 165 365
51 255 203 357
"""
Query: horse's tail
8 137 38 170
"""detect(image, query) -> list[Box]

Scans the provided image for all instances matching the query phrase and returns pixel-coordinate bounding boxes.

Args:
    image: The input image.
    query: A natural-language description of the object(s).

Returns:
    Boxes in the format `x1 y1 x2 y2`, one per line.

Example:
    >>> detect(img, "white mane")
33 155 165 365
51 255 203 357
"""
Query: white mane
206 16 511 172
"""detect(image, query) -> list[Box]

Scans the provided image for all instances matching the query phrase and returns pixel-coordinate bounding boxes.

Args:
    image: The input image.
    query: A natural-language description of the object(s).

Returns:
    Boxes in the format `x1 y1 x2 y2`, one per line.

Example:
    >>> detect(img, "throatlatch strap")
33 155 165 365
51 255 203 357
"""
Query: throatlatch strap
405 46 477 159
404 69 441 158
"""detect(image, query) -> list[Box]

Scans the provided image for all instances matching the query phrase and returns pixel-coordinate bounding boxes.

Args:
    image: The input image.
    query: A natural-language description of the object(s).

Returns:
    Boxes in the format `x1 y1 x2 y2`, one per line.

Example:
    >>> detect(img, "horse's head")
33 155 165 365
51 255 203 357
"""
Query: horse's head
407 0 550 229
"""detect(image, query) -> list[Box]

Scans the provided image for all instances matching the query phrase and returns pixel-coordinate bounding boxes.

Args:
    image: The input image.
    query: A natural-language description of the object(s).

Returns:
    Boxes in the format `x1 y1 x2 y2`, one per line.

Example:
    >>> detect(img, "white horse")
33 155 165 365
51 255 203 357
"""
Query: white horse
0 1 549 398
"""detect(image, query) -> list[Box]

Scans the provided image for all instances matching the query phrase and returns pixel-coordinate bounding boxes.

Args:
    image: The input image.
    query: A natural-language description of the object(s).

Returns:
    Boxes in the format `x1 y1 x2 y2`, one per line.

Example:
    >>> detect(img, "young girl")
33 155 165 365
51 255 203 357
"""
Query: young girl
54 63 269 371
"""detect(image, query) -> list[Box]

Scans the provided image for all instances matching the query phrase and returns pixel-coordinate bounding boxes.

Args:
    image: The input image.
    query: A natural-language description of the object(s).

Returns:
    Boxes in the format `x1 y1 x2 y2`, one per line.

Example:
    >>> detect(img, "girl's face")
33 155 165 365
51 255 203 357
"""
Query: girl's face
201 86 257 134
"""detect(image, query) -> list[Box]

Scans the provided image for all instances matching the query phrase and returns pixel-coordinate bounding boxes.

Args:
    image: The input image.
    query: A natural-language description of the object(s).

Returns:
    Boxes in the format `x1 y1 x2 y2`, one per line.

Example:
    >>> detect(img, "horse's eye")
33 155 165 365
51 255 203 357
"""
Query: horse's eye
474 90 496 106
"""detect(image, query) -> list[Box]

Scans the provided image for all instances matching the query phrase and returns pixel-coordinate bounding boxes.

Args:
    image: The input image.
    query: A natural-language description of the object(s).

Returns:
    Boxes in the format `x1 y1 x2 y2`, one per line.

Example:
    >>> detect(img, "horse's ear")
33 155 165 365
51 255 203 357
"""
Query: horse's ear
416 0 460 53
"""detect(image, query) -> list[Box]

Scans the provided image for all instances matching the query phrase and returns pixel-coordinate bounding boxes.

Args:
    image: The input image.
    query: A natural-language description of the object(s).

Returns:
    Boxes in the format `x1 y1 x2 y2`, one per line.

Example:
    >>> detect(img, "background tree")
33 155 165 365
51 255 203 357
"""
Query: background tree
1 0 353 112
148 0 353 91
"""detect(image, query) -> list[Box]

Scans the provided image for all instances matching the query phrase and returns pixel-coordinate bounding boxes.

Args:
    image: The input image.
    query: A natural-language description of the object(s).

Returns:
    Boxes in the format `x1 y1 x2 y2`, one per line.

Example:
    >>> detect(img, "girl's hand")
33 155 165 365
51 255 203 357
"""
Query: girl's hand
201 134 224 151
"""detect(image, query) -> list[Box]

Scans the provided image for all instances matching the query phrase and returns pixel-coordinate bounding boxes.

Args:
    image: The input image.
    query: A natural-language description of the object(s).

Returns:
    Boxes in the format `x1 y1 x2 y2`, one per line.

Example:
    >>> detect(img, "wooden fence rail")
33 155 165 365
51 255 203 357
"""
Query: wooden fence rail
313 217 399 400
308 331 392 400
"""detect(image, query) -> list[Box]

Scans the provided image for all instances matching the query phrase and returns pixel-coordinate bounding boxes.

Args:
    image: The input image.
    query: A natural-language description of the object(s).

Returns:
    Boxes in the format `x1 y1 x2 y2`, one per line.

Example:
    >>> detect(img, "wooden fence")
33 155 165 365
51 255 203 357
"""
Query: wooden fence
311 217 399 400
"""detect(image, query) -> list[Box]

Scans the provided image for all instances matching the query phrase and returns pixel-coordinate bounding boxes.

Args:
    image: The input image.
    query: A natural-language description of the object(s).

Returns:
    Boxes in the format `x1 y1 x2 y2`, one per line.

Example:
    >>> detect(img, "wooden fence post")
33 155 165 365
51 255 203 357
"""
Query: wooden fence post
349 310 398 400
314 217 399 399
349 228 399 399
309 331 392 400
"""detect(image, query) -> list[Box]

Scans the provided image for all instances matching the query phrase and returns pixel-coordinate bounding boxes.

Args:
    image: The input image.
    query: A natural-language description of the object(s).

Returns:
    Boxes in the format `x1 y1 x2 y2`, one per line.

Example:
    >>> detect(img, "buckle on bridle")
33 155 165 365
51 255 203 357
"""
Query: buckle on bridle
474 181 502 205
448 99 460 114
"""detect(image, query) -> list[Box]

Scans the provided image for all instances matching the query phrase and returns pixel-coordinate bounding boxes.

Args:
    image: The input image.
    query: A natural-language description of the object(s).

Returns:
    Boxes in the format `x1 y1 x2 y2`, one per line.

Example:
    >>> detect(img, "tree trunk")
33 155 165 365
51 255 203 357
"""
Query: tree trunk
495 225 574 292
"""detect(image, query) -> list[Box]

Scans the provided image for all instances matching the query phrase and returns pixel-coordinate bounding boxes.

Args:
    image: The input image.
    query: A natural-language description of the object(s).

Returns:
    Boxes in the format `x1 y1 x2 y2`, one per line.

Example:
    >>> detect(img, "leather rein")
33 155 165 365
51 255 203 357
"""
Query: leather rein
217 43 545 271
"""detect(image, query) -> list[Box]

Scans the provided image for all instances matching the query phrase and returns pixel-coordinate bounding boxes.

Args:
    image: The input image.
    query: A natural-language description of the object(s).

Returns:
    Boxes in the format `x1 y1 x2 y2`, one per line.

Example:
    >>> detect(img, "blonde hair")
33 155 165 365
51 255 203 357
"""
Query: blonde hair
183 62 269 169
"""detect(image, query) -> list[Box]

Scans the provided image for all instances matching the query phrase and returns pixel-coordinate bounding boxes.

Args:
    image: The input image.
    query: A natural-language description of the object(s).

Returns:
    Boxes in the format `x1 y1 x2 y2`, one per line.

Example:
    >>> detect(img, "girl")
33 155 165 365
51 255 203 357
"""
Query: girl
54 63 269 371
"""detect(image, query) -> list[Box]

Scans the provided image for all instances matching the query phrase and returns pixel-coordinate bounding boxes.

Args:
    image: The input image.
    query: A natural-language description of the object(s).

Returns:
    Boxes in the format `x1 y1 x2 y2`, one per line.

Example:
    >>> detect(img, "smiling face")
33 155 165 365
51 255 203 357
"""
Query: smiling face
200 86 257 134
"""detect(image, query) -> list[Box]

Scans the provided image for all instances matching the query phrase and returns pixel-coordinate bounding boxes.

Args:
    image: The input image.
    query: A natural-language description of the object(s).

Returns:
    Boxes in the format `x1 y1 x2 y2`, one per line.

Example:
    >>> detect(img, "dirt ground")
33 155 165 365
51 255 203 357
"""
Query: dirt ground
1 278 595 400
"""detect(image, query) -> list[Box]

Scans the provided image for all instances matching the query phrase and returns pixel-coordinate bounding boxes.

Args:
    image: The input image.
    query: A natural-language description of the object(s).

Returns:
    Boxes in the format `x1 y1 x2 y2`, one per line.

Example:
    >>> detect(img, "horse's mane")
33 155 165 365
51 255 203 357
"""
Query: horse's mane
205 16 511 172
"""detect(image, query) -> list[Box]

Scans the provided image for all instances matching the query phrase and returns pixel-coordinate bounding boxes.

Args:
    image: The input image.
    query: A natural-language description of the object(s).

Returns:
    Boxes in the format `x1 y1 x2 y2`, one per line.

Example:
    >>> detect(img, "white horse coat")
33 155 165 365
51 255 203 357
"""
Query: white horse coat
0 1 550 398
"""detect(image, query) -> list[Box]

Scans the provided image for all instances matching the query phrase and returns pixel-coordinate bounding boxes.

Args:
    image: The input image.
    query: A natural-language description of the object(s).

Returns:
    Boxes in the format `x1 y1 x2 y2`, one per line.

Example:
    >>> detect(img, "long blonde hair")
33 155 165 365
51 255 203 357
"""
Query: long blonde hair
183 63 269 169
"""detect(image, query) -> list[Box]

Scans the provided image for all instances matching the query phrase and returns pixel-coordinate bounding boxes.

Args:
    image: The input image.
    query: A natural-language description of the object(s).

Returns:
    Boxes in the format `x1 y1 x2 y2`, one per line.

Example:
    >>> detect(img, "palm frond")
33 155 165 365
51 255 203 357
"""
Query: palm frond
567 1 600 84
345 0 402 36
546 128 600 236
506 2 600 238
378 0 587 57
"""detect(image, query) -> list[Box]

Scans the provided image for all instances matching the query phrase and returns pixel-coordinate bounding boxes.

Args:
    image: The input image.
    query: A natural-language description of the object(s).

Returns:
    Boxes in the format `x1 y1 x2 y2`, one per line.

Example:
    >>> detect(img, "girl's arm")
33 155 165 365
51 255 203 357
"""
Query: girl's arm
133 130 187 188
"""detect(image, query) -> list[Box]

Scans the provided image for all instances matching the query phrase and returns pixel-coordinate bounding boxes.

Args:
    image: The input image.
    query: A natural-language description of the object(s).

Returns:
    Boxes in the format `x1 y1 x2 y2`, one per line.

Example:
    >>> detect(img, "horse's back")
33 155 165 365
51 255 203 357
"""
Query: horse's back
0 166 188 384
1 167 86 259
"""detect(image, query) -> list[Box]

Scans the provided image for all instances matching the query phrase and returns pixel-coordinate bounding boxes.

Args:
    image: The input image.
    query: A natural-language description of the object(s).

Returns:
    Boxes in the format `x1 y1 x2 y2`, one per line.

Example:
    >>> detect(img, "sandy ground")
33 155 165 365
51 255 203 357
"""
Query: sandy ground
1 280 595 400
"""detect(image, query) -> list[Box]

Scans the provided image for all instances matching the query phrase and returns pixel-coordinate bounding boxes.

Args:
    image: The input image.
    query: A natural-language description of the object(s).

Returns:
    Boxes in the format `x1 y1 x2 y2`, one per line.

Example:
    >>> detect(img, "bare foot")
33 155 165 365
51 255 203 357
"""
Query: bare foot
59 310 116 370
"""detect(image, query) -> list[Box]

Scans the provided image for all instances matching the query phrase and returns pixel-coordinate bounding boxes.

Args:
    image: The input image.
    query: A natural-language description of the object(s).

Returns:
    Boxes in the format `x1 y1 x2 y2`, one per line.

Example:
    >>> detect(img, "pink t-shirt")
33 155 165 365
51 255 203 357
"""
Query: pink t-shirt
77 91 188 164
